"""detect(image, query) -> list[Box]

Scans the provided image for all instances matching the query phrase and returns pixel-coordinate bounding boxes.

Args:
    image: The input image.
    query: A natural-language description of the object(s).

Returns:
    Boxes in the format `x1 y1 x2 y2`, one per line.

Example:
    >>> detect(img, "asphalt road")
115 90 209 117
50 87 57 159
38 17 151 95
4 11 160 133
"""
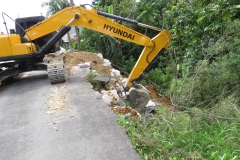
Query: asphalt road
0 70 141 160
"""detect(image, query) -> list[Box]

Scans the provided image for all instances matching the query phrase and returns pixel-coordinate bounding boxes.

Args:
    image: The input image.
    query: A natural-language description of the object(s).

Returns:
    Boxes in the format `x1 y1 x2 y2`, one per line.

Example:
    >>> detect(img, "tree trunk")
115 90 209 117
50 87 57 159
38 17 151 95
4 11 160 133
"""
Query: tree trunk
69 0 80 51
67 32 73 51
74 27 80 51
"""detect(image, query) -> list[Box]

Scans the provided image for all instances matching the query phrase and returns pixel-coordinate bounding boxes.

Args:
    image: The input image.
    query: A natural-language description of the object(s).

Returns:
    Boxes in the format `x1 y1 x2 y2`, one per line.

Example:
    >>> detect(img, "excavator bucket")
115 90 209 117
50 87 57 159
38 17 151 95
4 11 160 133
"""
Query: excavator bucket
127 86 150 112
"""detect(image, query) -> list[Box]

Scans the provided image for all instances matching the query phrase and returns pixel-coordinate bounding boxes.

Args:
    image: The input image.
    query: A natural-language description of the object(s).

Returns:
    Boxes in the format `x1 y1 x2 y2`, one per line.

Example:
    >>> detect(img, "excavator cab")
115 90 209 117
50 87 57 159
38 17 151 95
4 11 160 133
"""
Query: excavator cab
15 16 45 35
15 16 60 52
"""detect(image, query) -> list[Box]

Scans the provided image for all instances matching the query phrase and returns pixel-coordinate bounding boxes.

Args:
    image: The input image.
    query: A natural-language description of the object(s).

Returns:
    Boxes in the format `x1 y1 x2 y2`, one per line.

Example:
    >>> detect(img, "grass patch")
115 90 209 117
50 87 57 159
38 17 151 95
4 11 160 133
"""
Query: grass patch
85 70 110 91
118 106 240 159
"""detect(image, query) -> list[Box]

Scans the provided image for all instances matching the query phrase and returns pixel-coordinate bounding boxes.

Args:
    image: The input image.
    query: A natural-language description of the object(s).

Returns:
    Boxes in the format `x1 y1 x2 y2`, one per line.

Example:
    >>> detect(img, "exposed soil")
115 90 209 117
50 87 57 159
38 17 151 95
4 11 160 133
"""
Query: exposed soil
45 51 172 115
64 52 172 107
46 84 68 114
110 105 139 117
146 86 172 108
64 52 112 76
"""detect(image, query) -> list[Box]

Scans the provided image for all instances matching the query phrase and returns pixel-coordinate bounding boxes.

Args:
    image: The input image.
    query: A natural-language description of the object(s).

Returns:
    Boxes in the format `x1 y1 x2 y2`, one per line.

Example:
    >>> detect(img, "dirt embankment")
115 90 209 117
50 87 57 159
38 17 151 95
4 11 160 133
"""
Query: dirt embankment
64 52 112 76
48 51 172 114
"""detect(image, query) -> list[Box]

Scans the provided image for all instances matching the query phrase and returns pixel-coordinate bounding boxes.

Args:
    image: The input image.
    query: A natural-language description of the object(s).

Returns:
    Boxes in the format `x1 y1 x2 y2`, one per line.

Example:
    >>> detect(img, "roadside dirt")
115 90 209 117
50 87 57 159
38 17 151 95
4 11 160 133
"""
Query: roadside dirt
64 52 112 76
146 86 172 108
45 51 172 115
109 105 139 117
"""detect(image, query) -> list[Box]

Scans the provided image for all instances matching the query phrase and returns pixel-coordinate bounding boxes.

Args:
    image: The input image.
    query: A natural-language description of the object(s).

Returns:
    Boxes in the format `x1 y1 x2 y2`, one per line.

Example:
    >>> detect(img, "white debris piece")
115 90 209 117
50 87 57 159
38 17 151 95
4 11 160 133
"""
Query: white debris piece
103 59 111 66
121 78 128 87
102 95 112 105
115 83 126 97
146 100 156 107
110 72 114 77
116 83 124 92
79 62 90 68
111 69 121 77
97 53 103 59
101 90 119 104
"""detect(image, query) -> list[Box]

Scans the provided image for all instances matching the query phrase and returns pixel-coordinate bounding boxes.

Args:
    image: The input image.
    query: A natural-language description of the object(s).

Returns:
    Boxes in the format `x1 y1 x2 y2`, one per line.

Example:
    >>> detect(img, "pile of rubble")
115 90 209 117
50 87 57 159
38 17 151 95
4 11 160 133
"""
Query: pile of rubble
62 51 170 117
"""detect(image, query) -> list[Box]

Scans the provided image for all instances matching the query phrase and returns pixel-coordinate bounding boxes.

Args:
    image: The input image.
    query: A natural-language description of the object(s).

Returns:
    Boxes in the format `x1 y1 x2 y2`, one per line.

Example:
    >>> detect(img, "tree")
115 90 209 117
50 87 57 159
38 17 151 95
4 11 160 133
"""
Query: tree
69 0 80 51
42 0 73 50
135 2 158 24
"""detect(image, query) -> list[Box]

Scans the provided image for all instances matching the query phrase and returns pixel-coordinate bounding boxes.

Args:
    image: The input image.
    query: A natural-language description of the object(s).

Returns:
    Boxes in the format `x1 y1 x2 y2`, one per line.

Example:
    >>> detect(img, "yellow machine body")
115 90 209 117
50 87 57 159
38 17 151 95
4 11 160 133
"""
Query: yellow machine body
23 6 172 87
0 34 36 57
0 6 172 110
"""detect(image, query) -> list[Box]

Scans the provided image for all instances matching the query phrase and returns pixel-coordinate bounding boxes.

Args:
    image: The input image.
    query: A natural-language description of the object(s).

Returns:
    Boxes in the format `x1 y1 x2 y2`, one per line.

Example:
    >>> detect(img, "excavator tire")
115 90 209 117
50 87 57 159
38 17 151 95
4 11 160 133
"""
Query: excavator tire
127 86 150 112
47 62 66 84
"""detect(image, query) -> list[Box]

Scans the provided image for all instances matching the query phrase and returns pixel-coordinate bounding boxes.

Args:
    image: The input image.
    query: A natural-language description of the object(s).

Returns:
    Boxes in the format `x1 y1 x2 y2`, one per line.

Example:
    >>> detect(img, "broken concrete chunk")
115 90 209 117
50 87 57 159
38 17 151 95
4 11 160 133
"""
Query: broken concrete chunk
116 83 124 92
93 74 110 84
102 94 112 105
101 90 119 104
111 69 121 77
121 78 127 85
103 59 111 66
97 53 103 59
145 100 157 114
146 100 156 107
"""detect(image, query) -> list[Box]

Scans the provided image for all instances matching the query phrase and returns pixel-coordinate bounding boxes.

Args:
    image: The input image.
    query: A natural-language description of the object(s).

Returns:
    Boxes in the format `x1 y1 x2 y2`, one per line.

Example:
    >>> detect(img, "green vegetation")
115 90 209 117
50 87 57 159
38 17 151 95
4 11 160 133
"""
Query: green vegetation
86 71 110 91
118 106 240 159
45 0 240 159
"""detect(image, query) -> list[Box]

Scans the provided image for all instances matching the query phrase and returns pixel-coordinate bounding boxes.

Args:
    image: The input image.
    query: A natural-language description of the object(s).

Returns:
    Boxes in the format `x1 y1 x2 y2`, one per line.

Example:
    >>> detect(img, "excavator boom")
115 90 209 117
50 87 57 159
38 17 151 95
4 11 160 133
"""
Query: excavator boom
24 6 171 87
1 6 171 112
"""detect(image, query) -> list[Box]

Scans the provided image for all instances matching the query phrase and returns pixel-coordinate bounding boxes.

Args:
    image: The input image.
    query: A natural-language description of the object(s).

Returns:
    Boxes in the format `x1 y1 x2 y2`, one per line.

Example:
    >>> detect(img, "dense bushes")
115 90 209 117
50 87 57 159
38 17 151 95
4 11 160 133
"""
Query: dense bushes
170 52 240 109
142 67 173 96
169 19 240 109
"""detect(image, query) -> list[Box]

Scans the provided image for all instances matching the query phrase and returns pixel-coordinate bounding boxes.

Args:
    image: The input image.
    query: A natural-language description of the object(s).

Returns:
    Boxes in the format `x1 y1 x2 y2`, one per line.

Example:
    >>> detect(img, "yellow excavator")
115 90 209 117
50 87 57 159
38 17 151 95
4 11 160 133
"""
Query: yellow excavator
0 6 171 110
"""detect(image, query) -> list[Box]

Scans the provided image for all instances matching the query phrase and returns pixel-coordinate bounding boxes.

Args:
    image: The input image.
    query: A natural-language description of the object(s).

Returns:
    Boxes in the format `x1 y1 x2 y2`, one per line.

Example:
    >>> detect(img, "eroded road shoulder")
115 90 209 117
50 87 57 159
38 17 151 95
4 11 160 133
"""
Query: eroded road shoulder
0 71 141 160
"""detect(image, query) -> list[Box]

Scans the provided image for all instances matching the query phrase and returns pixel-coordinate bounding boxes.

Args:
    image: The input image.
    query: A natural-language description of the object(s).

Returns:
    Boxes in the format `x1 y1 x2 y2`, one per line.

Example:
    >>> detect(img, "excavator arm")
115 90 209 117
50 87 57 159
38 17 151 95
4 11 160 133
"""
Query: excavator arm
24 6 171 87
23 6 171 111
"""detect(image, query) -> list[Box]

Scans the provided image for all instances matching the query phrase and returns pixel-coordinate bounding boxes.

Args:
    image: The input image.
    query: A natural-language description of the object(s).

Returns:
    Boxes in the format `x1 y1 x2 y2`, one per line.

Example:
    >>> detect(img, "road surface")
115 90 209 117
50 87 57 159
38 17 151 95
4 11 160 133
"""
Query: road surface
0 70 141 160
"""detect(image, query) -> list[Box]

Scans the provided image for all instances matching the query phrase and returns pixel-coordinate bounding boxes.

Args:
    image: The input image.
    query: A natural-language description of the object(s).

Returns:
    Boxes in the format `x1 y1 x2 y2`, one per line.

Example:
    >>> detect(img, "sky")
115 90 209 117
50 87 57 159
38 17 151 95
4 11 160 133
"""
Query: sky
0 0 92 32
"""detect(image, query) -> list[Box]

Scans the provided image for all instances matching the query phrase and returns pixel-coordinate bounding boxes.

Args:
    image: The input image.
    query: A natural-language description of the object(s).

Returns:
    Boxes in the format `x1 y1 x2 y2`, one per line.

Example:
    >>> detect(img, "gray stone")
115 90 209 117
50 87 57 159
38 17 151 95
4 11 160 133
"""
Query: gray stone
93 74 110 84
145 105 157 114
145 100 157 114
116 98 126 107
